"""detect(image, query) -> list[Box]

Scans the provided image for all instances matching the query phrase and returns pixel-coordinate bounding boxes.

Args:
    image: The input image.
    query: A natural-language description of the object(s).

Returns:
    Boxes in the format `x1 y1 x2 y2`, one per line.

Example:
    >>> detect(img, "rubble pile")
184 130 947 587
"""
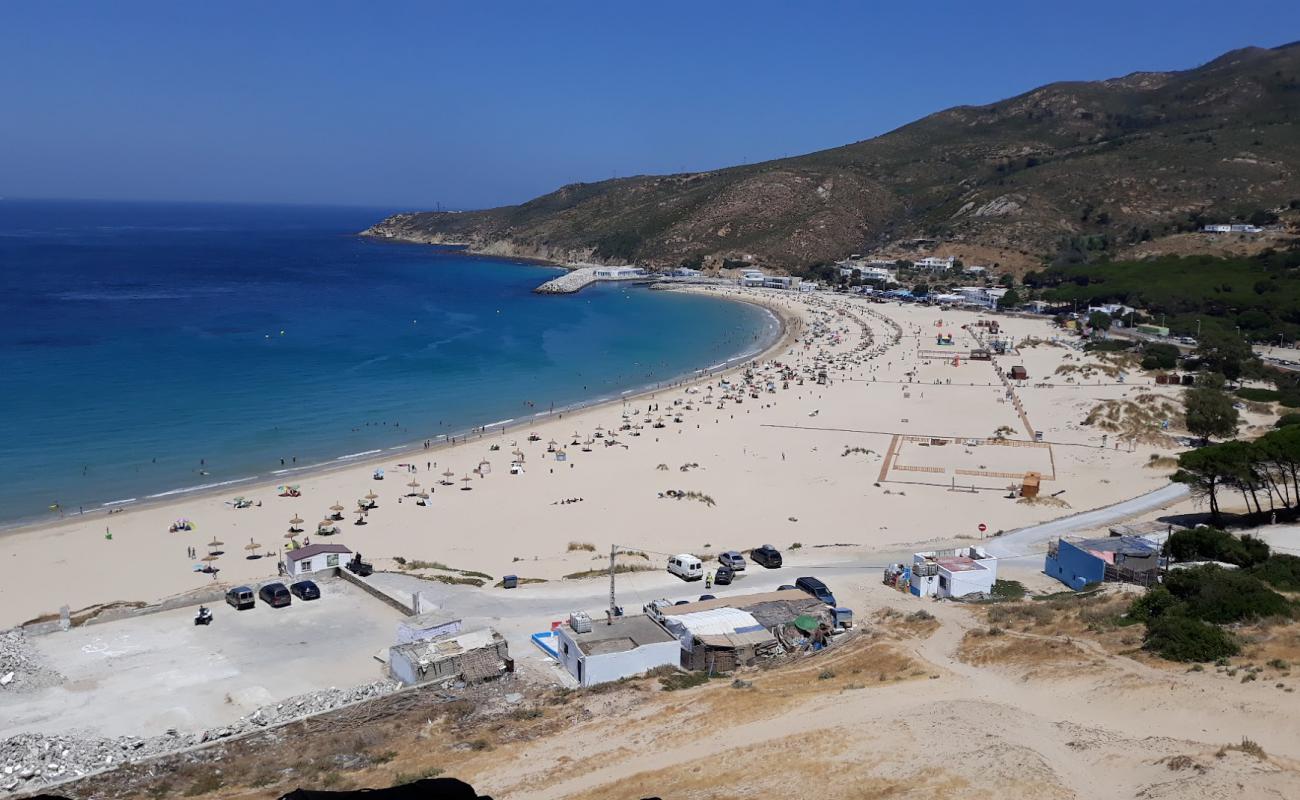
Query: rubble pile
0 630 65 693
0 679 400 794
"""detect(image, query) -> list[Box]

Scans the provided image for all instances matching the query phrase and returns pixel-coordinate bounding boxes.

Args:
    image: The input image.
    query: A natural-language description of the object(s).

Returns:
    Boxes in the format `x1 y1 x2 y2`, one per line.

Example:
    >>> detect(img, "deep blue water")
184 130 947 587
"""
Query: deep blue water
0 200 775 524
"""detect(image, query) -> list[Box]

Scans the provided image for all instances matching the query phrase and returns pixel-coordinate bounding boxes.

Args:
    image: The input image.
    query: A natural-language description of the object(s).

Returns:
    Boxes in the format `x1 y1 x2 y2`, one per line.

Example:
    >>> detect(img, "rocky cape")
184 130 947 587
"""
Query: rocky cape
363 42 1300 274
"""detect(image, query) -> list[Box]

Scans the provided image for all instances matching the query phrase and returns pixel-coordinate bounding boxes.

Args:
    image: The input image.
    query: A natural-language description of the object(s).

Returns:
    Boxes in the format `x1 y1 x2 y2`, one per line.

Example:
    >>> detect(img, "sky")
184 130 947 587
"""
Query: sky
2 1 1297 210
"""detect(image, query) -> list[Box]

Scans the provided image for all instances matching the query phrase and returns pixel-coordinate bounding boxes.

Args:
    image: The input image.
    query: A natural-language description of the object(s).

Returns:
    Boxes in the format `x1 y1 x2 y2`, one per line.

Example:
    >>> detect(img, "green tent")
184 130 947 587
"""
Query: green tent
793 615 819 633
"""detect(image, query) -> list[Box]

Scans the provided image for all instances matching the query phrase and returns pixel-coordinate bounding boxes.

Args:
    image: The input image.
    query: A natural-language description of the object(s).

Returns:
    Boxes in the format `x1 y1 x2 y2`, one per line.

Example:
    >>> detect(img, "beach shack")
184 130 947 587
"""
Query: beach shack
282 543 351 578
387 627 511 687
1020 471 1041 498
1045 535 1161 590
907 547 998 599
1009 365 1028 380
553 613 679 686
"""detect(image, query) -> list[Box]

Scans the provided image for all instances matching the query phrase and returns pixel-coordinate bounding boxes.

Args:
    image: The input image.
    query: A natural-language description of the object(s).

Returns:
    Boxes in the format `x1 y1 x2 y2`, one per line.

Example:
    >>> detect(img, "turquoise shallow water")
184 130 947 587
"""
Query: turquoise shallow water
0 200 776 524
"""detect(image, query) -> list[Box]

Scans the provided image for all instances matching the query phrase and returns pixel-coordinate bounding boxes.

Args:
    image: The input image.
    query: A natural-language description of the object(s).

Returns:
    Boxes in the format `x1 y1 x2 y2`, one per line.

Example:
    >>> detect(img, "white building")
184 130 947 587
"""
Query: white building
762 275 802 290
282 543 351 578
593 266 645 278
909 546 998 599
963 265 988 276
913 256 957 271
739 269 766 287
1203 224 1262 234
553 613 680 686
952 286 1009 308
669 267 702 277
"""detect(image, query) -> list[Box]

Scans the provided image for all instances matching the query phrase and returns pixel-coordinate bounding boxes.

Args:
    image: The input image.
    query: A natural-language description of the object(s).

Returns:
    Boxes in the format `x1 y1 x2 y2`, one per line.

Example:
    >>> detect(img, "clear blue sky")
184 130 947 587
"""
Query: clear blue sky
3 1 1296 210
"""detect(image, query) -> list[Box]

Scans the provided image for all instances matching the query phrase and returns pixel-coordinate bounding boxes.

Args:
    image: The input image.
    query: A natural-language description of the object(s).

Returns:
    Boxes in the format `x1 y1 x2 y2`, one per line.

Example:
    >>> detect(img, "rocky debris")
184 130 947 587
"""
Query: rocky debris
0 630 65 693
0 679 399 795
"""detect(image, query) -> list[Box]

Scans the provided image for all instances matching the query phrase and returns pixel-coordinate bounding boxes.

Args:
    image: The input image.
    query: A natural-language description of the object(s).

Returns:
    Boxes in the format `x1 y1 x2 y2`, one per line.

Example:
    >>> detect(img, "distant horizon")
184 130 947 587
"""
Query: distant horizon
4 2 1299 210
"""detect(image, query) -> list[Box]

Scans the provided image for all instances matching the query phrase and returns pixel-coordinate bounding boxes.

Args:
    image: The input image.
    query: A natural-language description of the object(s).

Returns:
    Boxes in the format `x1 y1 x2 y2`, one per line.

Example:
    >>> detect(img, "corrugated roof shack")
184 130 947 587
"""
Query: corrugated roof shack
388 628 511 687
663 589 830 629
662 599 814 672
1045 535 1161 590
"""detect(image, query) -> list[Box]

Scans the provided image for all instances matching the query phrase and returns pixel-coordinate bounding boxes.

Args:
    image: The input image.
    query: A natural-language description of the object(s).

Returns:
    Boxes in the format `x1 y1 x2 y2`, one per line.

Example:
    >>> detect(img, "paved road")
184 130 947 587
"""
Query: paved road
983 482 1190 558
371 481 1192 645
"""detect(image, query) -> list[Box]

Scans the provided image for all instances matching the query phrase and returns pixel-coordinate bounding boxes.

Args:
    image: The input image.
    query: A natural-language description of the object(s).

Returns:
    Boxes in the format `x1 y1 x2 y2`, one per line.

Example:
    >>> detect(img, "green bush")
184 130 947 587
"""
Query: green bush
1164 565 1292 624
1164 527 1270 567
1236 387 1282 403
1247 554 1300 591
990 579 1026 600
1276 412 1300 428
1143 614 1239 662
1084 339 1134 353
1128 586 1180 622
1142 343 1181 370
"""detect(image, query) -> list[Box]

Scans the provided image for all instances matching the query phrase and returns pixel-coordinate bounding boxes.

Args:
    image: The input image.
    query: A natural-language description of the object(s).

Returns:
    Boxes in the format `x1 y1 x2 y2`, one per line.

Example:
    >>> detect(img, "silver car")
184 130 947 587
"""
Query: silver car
718 550 747 571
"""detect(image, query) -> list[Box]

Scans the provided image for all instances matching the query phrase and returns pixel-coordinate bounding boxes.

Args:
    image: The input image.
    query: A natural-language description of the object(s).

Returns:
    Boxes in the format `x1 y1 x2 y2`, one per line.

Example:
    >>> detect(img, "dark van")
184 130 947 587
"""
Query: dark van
259 582 292 608
224 586 255 610
795 576 835 606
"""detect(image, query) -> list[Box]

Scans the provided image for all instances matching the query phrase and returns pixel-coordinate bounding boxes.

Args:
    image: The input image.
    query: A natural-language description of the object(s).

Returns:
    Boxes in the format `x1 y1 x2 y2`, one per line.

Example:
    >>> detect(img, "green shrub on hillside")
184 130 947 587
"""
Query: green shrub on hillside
1248 554 1300 591
1164 527 1271 567
1143 614 1240 662
1276 413 1300 428
1163 565 1292 624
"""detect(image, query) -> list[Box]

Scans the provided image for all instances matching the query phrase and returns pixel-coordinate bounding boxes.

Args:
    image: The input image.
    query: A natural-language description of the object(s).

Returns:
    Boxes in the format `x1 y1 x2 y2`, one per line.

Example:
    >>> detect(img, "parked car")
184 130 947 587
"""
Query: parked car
751 544 783 569
259 582 292 608
667 553 704 581
674 600 690 606
714 565 735 585
717 551 747 571
777 584 796 591
795 576 836 606
290 580 320 600
698 594 716 602
224 586 255 610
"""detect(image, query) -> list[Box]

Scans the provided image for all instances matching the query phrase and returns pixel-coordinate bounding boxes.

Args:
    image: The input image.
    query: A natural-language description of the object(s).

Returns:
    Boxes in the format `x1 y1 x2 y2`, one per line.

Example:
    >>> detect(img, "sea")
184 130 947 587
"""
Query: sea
0 199 778 526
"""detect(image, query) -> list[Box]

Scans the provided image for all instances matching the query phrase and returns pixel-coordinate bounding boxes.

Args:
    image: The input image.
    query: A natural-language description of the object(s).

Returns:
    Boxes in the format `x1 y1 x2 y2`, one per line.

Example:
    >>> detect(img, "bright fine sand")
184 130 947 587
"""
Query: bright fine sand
0 288 1205 628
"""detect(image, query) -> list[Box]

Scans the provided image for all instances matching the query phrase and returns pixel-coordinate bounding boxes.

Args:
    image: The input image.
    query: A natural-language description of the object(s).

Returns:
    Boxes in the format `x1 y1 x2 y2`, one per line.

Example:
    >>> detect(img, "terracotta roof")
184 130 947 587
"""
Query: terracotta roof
285 543 352 562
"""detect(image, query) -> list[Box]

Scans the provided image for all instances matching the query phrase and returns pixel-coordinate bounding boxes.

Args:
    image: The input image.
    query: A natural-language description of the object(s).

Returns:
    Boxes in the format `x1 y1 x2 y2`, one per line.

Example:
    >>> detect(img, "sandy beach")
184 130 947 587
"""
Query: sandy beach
0 287 1241 629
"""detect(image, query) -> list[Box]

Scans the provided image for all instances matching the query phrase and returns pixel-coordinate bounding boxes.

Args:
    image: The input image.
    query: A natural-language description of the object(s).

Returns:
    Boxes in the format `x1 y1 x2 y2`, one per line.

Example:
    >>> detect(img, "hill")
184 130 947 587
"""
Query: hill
363 43 1300 274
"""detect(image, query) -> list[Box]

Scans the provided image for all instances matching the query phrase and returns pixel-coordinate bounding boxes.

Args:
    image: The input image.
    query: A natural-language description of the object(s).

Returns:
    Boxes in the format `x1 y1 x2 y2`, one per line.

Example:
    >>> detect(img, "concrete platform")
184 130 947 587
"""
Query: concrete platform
0 581 402 740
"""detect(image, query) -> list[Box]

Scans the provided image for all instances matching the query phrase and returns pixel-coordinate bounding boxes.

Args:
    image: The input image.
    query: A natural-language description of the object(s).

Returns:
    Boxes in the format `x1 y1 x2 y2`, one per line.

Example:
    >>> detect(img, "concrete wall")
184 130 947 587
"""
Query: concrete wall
945 567 996 598
580 641 680 686
335 568 416 615
1045 540 1105 590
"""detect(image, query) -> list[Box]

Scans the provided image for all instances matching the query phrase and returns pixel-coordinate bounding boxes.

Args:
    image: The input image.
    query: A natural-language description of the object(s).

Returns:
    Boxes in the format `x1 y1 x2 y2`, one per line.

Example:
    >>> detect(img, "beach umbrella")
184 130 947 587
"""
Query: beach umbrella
201 554 219 563
329 502 344 512
417 491 429 500
208 538 224 548
460 475 473 490
365 490 379 501
289 514 304 525
283 531 299 540
317 519 334 530
441 468 455 484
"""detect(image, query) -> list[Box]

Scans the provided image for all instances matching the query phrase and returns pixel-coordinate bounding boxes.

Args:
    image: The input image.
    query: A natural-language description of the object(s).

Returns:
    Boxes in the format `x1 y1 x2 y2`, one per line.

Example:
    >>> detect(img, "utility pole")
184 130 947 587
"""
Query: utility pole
608 544 617 624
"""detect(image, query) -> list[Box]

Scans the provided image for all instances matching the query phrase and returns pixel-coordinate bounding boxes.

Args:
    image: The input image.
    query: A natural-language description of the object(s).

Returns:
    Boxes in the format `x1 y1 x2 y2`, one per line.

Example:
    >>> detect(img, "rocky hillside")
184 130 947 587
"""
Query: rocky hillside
364 43 1300 274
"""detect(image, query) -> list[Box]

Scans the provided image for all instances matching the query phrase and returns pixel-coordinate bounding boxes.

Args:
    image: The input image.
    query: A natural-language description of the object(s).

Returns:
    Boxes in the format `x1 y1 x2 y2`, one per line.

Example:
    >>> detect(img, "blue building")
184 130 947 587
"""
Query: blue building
1045 536 1160 590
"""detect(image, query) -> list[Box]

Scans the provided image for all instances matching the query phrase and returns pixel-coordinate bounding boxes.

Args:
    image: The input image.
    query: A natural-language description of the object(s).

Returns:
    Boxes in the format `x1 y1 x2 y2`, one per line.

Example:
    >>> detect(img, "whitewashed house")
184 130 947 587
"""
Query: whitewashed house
908 547 997 599
554 613 679 686
282 543 351 578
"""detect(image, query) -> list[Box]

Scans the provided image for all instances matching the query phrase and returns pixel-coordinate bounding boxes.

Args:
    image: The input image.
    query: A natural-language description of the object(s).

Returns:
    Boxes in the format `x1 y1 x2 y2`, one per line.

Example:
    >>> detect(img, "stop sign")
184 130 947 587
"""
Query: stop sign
978 523 987 533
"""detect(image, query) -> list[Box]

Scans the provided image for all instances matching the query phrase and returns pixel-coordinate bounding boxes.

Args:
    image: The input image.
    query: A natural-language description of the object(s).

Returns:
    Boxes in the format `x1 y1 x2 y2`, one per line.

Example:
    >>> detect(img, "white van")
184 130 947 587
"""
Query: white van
667 554 703 581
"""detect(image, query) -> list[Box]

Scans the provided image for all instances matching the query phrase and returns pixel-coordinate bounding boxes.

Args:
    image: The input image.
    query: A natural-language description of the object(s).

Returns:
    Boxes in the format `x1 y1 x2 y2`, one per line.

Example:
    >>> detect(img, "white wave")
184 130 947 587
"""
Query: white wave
336 449 382 460
146 476 257 499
